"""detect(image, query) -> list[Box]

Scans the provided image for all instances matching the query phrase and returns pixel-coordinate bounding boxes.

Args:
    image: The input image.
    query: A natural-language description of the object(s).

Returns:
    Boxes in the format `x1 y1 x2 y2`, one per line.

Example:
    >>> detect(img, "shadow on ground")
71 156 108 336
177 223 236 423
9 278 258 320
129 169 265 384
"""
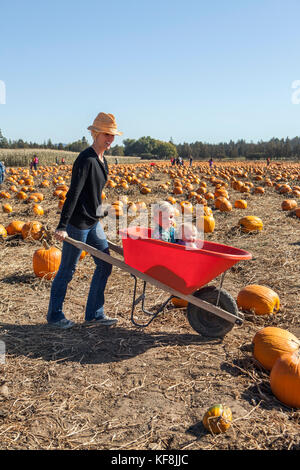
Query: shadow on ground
0 321 222 365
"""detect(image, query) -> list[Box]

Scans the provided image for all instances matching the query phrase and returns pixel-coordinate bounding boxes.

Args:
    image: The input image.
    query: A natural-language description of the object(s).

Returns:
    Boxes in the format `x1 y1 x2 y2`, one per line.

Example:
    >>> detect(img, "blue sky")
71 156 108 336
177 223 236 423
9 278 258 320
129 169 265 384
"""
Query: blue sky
1 0 300 146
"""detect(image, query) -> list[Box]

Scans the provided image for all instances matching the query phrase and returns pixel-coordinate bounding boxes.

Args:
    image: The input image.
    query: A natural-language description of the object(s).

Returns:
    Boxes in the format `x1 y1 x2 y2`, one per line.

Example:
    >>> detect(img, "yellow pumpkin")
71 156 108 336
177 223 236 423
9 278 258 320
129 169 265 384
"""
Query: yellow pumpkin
33 204 44 216
2 203 13 213
202 404 232 434
0 224 7 238
197 215 215 233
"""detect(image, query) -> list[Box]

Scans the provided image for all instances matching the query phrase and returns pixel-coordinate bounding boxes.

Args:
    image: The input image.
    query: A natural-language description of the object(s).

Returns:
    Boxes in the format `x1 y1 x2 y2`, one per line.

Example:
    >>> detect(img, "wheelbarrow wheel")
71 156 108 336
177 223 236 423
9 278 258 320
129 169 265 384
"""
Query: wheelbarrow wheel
187 286 239 338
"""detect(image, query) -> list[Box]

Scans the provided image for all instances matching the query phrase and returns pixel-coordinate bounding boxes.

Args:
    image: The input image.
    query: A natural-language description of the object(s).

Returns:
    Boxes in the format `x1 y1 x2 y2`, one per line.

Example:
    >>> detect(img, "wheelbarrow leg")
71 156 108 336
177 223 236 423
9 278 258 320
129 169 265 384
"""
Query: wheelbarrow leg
130 274 174 328
216 272 226 306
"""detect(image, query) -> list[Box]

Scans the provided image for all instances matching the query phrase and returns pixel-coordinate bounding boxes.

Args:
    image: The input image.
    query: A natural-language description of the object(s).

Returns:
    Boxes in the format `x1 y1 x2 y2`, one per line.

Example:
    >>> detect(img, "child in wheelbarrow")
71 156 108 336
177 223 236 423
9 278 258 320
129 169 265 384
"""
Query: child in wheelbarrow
152 201 198 249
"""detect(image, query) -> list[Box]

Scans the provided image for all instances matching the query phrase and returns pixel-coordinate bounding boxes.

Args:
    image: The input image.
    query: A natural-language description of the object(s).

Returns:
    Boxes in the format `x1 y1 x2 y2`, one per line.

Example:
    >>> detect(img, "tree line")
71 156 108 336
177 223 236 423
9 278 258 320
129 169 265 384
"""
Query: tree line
1 128 300 160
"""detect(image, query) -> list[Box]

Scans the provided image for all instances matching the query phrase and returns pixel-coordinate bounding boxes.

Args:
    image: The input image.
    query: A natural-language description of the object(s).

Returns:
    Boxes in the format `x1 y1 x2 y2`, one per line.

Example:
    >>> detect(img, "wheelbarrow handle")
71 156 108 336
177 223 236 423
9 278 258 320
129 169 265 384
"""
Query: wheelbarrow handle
64 236 243 325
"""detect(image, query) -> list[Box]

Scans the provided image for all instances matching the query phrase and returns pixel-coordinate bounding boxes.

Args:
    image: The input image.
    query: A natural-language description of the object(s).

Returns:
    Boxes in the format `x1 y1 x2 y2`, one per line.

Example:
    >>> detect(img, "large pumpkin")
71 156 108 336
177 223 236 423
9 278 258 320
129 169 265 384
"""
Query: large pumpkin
252 327 300 370
237 284 280 315
238 216 263 233
202 404 232 434
270 350 300 408
33 242 61 280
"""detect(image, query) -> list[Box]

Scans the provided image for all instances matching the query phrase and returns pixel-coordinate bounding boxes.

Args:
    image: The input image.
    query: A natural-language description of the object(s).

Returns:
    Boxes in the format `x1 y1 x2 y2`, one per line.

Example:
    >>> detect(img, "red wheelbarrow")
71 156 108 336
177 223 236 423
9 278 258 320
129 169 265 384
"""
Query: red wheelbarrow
65 226 252 338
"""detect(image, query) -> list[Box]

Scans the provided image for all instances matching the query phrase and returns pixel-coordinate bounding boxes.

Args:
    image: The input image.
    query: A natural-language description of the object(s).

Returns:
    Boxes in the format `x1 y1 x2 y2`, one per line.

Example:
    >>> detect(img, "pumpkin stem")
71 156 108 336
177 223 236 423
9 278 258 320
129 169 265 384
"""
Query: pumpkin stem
42 239 50 250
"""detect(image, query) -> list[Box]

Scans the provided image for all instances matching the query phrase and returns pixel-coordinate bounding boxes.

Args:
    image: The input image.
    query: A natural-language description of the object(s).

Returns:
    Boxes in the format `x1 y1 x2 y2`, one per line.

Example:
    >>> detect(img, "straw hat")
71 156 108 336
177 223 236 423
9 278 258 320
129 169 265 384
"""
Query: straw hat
87 112 123 136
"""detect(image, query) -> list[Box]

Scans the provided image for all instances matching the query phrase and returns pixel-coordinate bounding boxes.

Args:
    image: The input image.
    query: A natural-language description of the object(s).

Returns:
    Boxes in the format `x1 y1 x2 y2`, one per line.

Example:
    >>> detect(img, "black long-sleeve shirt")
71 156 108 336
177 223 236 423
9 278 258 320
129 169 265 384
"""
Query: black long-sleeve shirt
56 146 109 230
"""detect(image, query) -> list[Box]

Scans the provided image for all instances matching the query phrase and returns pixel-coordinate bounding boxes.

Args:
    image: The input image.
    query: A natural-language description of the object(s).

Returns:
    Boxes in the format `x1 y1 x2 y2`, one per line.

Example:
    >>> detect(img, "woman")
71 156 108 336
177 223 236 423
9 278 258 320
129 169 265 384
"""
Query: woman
47 112 123 329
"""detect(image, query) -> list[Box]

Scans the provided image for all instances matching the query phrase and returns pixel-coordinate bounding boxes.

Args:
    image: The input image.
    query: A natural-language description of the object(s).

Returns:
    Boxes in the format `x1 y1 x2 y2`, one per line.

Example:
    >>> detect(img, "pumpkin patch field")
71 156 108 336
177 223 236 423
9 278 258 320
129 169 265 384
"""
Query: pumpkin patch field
0 159 300 450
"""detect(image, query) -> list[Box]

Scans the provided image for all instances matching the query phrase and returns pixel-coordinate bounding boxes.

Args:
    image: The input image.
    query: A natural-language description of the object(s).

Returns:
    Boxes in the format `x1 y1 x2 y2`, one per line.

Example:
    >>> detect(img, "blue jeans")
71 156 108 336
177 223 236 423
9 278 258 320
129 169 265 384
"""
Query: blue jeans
47 222 112 323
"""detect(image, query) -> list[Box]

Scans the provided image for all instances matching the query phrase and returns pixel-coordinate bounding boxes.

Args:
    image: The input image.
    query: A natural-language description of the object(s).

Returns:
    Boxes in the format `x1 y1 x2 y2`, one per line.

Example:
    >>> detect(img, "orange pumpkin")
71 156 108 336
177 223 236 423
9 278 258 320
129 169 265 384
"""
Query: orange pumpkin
270 350 300 408
281 199 297 211
238 216 263 233
234 199 247 209
173 186 183 195
254 186 265 194
180 201 193 214
21 221 44 240
33 242 61 280
252 327 300 371
219 199 232 212
16 191 28 200
171 297 188 308
6 220 25 235
214 196 228 210
0 191 11 199
237 284 280 315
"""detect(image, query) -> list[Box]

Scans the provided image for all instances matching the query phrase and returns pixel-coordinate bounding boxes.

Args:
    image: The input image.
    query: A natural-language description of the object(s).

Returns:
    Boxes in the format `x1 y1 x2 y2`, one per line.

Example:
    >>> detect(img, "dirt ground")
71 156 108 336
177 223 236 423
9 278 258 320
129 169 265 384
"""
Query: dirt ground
0 160 299 450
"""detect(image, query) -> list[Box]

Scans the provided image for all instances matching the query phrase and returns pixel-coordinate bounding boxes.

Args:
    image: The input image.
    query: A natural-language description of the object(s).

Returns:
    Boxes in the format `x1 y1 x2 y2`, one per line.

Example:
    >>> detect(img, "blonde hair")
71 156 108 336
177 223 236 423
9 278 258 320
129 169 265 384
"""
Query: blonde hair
152 201 174 219
91 130 100 142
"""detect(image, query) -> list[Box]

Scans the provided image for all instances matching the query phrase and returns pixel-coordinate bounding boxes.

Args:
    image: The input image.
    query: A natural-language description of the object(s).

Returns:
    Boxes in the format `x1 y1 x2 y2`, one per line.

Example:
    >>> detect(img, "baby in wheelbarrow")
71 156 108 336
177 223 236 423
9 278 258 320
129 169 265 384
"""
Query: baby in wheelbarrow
152 201 198 249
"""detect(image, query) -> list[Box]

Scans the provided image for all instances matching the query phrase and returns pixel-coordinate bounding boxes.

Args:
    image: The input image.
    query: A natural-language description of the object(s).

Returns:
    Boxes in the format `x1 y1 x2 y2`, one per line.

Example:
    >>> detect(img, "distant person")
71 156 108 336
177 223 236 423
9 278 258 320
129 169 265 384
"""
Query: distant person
266 157 271 166
115 158 119 164
33 155 39 170
189 156 193 167
47 112 122 329
0 161 6 187
61 157 65 164
209 157 213 169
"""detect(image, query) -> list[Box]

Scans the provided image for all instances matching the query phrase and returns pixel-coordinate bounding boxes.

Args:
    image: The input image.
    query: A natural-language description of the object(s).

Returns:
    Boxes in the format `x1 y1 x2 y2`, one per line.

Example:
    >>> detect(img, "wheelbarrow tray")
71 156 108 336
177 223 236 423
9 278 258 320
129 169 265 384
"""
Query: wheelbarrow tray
119 227 252 295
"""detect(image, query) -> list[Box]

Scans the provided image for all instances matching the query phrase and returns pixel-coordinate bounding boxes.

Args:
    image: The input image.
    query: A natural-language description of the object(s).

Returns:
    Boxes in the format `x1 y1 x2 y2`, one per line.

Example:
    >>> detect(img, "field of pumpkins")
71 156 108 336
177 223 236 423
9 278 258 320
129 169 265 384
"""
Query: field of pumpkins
0 158 300 450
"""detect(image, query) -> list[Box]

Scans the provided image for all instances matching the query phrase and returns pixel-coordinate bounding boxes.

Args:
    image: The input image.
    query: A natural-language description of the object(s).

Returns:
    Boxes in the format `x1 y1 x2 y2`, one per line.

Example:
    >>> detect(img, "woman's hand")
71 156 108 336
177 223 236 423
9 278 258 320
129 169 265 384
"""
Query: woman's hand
54 230 68 241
